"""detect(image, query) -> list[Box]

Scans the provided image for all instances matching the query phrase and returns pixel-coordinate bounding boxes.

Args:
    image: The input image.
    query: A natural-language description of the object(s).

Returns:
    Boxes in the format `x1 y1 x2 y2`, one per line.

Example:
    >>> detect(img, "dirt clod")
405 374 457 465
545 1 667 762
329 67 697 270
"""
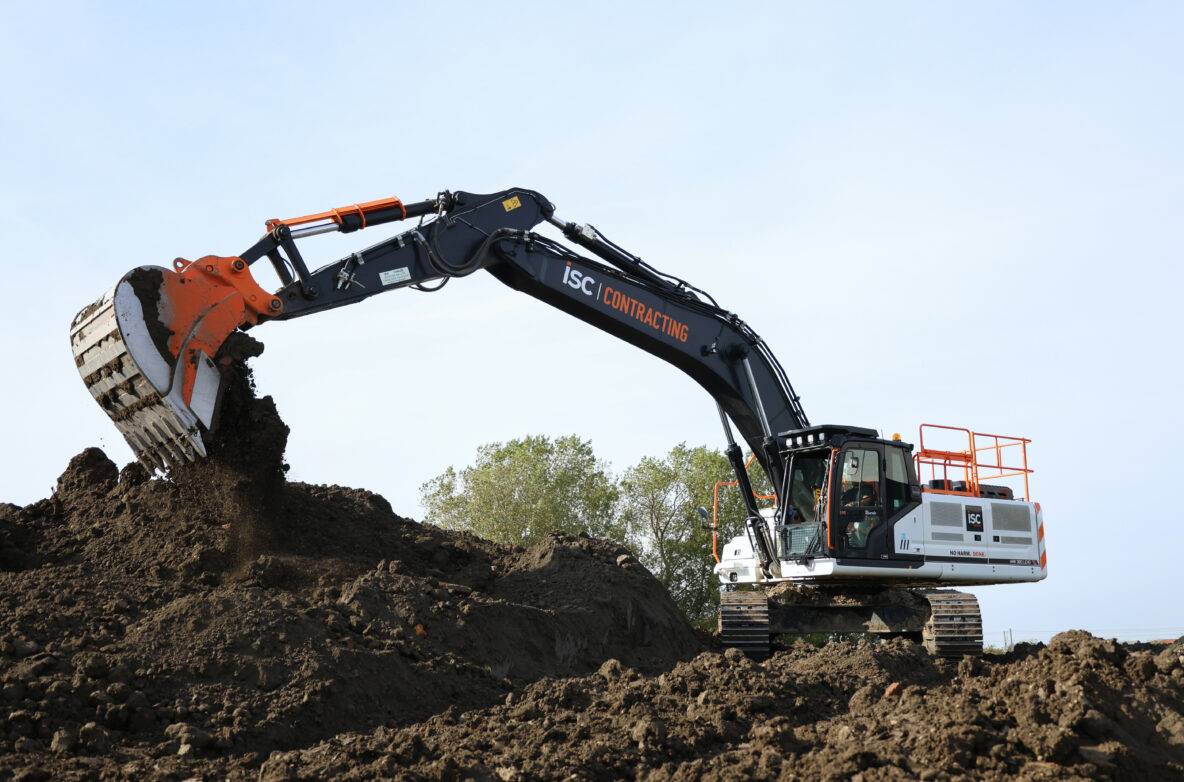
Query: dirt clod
54 448 117 498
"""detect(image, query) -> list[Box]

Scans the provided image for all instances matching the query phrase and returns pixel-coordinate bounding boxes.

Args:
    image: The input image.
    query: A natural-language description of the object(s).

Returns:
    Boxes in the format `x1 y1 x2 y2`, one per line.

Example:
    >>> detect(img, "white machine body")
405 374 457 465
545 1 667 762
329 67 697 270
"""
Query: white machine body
715 494 1047 588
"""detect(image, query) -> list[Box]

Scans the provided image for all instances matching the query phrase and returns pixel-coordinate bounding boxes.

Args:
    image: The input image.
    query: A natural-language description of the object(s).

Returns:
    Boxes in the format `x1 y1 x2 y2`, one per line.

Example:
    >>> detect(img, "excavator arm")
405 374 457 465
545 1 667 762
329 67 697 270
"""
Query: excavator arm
70 187 807 573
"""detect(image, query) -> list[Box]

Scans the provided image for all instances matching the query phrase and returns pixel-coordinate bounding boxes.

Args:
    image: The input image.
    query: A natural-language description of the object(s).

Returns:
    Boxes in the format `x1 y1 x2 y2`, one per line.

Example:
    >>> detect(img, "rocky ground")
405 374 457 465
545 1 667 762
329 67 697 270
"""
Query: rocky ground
0 358 1180 779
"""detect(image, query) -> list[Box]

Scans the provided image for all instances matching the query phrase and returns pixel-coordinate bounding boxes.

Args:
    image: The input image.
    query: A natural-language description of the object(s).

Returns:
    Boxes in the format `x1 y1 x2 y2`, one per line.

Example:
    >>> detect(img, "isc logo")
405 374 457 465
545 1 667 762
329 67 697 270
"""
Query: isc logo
964 505 984 533
562 262 596 296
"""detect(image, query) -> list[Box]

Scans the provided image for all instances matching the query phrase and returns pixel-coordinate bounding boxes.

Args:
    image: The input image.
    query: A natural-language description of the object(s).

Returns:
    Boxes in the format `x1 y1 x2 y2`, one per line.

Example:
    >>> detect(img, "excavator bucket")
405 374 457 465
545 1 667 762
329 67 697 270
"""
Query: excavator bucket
69 257 281 471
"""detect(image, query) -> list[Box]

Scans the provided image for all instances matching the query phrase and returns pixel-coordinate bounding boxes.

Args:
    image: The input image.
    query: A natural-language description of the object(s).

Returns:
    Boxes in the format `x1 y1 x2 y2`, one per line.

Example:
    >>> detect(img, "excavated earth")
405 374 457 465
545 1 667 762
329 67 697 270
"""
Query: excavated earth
0 359 1181 780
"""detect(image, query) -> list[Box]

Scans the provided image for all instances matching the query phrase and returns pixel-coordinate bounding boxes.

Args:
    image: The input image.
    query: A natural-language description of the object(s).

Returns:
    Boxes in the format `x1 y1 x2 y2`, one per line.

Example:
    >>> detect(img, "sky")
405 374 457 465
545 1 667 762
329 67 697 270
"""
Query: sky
1 2 1180 645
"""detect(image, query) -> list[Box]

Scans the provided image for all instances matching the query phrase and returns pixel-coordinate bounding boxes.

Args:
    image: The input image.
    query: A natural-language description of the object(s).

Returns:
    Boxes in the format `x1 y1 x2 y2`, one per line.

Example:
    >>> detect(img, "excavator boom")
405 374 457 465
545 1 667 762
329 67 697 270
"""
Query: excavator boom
71 188 806 486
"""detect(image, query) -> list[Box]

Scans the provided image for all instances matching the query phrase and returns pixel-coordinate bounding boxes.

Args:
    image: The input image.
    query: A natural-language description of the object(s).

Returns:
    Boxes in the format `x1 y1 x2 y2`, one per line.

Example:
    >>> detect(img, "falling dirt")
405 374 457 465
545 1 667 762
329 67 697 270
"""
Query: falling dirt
0 353 1180 779
171 331 289 562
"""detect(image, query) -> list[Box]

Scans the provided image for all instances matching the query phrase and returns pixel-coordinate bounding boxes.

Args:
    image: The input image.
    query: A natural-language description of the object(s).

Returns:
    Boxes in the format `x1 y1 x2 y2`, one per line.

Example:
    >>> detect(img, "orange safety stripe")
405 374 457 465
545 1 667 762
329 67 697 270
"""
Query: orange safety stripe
711 482 721 564
825 448 837 552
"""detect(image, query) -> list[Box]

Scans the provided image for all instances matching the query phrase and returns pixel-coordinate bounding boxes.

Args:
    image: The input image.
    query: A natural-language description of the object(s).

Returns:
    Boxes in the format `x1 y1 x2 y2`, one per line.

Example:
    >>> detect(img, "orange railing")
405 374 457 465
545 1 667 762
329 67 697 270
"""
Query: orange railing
711 454 776 563
915 423 1032 501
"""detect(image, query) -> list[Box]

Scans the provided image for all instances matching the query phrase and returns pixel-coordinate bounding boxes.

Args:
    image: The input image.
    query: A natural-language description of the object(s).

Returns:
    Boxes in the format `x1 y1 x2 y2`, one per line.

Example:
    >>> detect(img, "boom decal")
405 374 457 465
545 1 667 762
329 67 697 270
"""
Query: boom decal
602 284 690 343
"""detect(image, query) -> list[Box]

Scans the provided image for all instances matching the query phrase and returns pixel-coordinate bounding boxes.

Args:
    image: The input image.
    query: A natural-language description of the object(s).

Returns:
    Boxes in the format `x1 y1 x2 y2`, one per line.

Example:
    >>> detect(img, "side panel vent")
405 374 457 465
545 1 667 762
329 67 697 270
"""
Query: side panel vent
931 501 963 528
992 503 1033 533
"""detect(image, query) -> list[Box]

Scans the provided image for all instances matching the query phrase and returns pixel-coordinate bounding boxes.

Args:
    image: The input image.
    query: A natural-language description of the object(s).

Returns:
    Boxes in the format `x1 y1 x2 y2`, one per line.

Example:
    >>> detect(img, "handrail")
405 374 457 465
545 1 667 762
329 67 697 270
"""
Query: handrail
711 453 776 563
915 423 1033 501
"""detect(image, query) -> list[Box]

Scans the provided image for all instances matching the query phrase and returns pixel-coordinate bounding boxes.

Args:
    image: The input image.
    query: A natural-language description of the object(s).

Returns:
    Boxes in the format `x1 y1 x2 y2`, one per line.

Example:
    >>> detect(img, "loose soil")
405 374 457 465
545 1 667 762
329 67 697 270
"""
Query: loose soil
0 356 1180 779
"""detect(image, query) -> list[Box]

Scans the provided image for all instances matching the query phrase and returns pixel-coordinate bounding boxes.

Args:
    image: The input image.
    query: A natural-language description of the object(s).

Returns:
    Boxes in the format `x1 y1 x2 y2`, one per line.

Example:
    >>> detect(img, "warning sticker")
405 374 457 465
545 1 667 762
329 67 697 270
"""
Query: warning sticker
379 267 411 286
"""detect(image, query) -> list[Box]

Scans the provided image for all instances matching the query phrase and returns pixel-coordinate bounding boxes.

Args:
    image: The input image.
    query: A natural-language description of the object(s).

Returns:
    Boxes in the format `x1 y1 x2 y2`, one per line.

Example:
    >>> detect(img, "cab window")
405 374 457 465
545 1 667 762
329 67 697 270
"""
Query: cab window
885 446 909 514
788 452 829 524
840 449 880 508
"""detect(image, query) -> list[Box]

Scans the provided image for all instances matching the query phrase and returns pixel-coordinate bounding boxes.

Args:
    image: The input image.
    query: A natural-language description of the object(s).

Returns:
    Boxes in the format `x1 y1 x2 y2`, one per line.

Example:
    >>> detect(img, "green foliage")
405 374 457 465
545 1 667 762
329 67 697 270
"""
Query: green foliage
619 444 757 624
419 435 619 546
421 436 776 624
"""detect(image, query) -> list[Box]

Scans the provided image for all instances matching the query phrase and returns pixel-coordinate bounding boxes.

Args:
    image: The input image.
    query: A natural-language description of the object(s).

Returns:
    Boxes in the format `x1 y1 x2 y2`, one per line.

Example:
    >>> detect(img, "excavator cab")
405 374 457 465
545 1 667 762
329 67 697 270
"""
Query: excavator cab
718 423 1041 659
776 425 920 563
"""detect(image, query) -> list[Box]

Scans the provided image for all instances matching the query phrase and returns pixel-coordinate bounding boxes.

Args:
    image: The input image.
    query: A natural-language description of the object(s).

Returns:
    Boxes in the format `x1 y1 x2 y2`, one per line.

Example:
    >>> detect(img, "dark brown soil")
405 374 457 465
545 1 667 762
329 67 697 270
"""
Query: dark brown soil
256 634 1184 781
0 356 701 780
0 357 1180 780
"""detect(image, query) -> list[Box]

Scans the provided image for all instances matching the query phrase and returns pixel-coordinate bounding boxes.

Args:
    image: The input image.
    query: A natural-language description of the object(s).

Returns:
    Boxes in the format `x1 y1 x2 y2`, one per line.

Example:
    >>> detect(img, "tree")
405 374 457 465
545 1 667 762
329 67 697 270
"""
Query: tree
619 444 771 625
419 435 619 546
421 434 775 626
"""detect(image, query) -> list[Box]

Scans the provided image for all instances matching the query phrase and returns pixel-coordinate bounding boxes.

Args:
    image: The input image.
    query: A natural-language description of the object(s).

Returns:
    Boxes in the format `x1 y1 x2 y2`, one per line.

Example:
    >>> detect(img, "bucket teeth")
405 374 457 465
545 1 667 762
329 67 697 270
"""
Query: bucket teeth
70 286 204 472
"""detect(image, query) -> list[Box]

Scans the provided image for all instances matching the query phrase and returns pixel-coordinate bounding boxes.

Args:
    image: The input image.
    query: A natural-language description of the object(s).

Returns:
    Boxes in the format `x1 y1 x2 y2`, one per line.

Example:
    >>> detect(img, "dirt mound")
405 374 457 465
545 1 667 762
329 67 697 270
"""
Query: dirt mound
0 458 699 748
0 357 701 779
1 356 1180 779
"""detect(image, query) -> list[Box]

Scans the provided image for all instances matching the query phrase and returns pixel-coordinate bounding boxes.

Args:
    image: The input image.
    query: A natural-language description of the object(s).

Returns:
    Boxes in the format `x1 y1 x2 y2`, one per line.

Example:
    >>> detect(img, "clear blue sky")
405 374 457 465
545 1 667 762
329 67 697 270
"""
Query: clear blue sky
1 2 1180 644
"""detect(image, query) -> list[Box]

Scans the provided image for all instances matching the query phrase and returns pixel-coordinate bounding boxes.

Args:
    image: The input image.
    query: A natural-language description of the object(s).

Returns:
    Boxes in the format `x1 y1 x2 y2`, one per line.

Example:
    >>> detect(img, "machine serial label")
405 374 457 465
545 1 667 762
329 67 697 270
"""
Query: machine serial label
379 267 411 286
502 195 522 212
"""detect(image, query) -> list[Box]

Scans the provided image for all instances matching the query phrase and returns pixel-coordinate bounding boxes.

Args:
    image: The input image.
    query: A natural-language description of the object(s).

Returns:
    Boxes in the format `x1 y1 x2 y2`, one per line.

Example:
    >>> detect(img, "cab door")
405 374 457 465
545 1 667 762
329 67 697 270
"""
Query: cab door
835 444 884 558
882 443 922 559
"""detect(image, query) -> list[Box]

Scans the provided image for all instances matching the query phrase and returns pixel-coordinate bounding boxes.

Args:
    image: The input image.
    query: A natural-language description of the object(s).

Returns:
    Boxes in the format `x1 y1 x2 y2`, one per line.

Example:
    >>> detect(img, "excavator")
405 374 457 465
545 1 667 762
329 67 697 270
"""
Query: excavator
69 187 1047 658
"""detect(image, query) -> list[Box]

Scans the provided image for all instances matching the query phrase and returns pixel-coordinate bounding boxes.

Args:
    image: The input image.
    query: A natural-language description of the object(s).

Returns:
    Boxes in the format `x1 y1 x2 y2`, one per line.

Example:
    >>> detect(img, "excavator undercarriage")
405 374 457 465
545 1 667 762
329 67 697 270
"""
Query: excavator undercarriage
720 587 984 660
